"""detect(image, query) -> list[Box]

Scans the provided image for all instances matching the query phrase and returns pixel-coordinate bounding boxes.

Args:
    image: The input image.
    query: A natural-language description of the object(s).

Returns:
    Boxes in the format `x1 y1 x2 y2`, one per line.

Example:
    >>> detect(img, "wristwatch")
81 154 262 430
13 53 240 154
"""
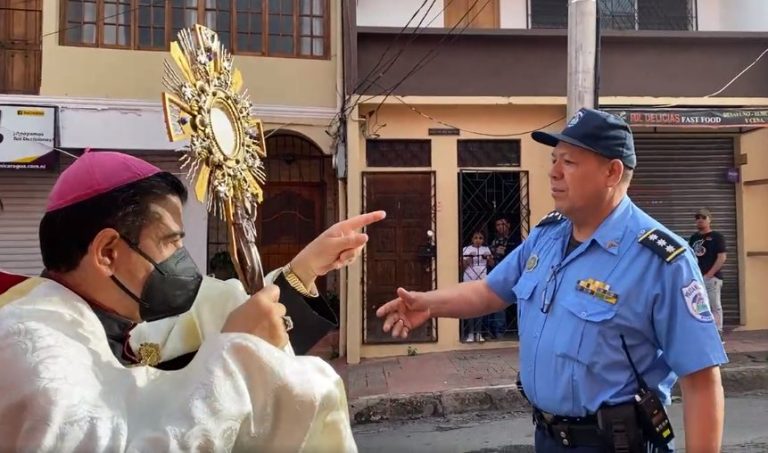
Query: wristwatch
282 262 320 298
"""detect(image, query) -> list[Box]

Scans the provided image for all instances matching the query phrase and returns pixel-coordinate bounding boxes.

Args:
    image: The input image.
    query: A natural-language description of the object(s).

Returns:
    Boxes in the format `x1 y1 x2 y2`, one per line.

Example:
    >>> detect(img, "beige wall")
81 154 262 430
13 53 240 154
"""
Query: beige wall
39 0 339 107
344 103 566 362
737 129 768 330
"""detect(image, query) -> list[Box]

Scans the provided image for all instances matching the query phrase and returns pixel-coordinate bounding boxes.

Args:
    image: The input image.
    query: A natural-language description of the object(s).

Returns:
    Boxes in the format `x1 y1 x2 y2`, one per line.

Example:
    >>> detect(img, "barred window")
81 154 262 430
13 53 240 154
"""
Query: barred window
530 0 695 31
61 0 329 57
457 140 521 168
366 140 432 168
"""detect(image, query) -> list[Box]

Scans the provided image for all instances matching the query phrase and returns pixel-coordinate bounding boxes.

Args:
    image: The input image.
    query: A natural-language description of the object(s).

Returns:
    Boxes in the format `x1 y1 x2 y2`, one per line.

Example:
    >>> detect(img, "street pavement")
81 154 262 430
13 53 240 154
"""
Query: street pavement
333 329 768 424
353 393 768 452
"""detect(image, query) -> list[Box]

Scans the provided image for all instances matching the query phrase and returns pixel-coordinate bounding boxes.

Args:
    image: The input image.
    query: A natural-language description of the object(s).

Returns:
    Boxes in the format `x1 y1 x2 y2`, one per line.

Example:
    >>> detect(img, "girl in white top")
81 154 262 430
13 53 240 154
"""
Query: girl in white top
461 231 491 342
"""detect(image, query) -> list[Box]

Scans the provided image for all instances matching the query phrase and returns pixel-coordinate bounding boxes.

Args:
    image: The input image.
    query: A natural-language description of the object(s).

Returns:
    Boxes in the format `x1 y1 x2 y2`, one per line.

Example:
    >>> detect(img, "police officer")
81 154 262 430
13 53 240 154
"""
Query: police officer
376 108 727 453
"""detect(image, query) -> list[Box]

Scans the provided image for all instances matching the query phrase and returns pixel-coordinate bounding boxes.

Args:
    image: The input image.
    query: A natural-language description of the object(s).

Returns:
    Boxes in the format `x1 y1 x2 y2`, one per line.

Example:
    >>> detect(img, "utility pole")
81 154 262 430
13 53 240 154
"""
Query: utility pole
567 0 597 118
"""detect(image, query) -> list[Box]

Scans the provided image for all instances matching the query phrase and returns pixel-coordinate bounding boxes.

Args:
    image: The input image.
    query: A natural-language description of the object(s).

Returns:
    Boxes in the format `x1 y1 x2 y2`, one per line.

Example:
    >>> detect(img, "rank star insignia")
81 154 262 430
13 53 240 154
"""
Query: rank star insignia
137 342 161 367
576 278 618 304
525 254 539 272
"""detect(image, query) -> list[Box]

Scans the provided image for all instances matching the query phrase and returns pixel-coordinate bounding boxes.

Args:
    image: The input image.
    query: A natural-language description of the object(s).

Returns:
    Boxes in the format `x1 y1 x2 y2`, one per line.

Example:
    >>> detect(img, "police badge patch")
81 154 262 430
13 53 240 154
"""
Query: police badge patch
525 254 539 272
682 280 714 323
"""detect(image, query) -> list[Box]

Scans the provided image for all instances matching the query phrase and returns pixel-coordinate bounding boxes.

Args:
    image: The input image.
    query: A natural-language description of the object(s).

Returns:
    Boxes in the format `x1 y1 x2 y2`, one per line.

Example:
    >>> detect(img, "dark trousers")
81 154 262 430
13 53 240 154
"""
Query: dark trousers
534 426 674 453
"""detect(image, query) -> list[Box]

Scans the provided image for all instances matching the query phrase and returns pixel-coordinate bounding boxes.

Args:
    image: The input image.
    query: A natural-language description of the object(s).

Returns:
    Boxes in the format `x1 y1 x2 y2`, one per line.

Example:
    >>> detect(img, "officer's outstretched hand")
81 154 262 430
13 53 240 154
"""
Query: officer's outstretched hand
376 288 432 339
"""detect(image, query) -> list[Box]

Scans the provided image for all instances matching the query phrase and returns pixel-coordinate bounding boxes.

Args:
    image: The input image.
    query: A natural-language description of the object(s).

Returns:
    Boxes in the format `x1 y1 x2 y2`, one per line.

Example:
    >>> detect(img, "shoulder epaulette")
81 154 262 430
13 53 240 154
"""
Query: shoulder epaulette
638 228 686 263
536 211 566 227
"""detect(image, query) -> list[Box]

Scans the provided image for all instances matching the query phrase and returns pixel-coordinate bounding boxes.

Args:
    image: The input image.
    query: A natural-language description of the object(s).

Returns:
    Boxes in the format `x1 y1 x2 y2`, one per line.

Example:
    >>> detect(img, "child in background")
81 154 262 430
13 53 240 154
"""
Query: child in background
461 231 491 342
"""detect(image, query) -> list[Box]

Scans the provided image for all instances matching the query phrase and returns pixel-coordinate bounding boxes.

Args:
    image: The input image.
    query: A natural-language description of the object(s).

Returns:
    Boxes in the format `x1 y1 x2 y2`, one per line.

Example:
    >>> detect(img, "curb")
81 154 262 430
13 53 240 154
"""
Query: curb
350 358 768 425
350 384 529 425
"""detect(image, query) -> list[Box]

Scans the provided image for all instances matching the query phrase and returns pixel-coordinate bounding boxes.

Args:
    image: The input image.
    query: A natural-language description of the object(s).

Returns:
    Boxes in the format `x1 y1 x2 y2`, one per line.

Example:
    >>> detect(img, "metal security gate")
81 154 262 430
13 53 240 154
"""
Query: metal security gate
628 137 740 326
0 156 74 274
458 170 530 340
0 151 182 276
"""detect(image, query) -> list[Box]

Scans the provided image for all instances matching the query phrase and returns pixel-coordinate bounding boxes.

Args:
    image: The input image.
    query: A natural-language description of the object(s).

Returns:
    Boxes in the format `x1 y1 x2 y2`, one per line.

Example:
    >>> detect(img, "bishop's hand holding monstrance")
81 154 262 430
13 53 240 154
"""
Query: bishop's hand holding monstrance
160 24 385 354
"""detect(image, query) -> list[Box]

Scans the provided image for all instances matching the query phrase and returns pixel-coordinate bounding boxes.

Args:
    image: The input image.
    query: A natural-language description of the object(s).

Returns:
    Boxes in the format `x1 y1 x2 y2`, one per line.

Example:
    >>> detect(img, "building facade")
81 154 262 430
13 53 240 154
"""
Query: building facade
340 0 768 363
0 0 344 303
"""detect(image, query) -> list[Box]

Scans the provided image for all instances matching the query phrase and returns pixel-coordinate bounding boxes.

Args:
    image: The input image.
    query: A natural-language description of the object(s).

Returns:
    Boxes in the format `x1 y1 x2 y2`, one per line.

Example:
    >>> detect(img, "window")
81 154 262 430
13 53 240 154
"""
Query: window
61 0 329 57
529 0 695 31
457 140 521 168
599 0 636 30
366 140 431 168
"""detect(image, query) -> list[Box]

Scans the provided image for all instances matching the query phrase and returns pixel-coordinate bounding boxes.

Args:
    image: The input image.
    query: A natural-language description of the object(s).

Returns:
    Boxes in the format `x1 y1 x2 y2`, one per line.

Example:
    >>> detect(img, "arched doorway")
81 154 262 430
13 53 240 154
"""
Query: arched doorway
206 132 337 296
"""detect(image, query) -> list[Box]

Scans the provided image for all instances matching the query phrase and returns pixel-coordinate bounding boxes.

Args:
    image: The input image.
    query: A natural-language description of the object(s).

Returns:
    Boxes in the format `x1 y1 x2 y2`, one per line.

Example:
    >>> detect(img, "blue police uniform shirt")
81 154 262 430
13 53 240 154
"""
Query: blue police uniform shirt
486 196 728 417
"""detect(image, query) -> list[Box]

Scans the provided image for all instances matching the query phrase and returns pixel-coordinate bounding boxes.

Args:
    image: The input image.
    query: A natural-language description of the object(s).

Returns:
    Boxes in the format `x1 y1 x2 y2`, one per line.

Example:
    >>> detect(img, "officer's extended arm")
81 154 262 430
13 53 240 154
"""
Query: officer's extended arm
650 238 728 453
679 366 724 453
419 280 508 320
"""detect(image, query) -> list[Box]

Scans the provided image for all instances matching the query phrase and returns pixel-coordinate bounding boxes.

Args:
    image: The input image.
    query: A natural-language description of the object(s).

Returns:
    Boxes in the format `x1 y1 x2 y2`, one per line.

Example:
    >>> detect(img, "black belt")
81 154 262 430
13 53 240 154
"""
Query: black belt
533 407 606 448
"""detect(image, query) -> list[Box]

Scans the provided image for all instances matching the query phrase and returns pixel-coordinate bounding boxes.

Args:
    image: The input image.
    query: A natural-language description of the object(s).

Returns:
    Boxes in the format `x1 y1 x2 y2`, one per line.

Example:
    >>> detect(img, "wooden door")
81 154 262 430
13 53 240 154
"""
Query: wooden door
445 0 499 29
257 183 326 293
364 173 436 343
0 0 41 94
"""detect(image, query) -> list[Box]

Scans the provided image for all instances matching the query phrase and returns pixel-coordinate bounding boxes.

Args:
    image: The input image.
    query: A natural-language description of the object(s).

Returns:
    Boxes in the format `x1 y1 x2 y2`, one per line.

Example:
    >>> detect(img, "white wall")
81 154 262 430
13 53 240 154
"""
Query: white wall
357 0 445 27
500 0 528 28
697 0 768 31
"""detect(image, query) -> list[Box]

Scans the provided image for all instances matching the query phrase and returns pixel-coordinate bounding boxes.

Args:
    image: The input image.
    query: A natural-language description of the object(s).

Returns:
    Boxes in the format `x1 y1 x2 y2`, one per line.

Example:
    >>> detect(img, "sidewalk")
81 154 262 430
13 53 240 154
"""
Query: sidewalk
332 330 768 425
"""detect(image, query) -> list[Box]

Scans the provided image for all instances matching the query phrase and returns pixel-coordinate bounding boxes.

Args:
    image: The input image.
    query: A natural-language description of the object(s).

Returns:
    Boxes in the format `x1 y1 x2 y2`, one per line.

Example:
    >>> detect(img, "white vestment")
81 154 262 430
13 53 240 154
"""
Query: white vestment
0 276 357 452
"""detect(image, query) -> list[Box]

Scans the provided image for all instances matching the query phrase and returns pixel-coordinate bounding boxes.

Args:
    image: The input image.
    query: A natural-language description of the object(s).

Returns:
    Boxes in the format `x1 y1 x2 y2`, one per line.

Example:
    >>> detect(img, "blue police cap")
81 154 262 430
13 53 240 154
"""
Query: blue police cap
532 108 636 169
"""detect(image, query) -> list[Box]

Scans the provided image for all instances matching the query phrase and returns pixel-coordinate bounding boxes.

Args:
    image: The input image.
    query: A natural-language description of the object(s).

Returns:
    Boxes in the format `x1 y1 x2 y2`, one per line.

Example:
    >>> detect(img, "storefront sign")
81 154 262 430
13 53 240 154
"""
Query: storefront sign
605 108 768 128
0 105 58 170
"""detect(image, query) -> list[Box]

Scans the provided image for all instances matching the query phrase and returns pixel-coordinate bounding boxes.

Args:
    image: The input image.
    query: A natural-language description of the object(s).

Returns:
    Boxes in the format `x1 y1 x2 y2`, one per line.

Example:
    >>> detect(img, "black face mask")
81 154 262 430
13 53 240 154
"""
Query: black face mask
111 241 203 322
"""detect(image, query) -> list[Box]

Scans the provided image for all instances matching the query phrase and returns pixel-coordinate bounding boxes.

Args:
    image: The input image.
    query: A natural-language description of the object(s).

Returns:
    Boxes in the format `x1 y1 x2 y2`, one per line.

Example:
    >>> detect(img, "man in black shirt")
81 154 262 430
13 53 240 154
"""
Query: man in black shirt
688 208 727 334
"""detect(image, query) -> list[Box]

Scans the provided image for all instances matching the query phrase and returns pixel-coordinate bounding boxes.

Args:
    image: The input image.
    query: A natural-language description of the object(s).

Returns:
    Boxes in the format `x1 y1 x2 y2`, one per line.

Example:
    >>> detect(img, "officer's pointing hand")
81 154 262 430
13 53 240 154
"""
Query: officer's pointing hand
376 288 432 339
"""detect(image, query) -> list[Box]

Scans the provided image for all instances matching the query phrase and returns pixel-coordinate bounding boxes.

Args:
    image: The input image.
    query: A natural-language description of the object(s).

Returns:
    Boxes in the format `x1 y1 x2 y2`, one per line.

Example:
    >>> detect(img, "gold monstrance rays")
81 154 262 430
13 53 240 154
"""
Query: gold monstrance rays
161 24 267 293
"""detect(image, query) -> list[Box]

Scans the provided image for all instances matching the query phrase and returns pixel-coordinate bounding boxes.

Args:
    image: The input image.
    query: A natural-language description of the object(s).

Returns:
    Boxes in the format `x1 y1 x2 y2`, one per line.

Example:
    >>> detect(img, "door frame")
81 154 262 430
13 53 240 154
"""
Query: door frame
361 171 438 344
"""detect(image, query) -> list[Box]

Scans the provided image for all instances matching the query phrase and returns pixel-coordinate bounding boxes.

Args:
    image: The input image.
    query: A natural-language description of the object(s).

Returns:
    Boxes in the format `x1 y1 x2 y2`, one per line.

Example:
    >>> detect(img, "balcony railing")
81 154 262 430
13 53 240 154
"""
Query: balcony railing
530 0 697 31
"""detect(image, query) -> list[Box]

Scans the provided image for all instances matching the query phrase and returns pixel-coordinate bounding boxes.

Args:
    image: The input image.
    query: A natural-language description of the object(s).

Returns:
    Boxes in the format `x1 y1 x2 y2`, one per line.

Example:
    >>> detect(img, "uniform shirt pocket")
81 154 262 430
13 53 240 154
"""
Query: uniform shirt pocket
513 275 539 338
555 292 619 365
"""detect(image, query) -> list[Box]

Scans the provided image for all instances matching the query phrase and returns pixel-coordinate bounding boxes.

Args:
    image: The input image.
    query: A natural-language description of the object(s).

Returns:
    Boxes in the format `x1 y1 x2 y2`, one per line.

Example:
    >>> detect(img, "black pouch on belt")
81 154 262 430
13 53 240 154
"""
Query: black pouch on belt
596 403 646 453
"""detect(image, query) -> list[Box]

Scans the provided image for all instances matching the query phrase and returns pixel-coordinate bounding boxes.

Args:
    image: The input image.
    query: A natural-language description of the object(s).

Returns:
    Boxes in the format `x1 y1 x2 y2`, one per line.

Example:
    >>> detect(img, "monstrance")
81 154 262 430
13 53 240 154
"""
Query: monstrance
160 24 266 294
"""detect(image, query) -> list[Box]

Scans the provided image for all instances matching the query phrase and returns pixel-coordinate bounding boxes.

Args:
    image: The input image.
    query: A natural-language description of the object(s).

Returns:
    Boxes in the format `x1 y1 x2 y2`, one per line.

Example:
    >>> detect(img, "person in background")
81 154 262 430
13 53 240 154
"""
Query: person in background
689 208 727 336
461 230 491 343
485 216 515 338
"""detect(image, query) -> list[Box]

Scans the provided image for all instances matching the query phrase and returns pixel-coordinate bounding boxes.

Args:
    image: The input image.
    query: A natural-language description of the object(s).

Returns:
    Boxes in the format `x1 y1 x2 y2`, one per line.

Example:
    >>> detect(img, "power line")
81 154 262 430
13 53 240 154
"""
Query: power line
367 0 493 133
354 0 459 97
327 0 452 136
325 0 434 135
383 95 566 138
351 0 433 95
661 45 768 108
